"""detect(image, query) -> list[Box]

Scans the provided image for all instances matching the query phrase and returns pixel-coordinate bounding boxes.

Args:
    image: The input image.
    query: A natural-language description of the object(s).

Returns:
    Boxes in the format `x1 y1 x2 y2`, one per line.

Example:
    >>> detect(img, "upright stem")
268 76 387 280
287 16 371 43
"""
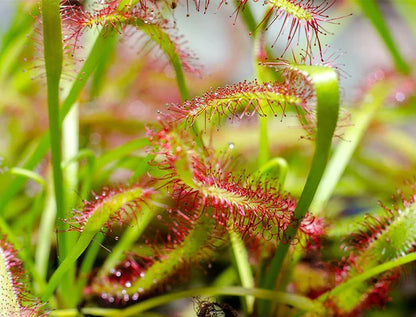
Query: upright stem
41 0 67 261
229 230 255 314
35 172 56 291
61 98 80 306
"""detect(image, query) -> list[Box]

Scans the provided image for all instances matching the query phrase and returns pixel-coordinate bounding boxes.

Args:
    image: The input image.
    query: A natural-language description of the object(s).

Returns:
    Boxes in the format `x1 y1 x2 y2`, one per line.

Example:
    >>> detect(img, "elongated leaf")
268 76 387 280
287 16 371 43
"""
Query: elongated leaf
320 193 416 313
357 0 410 74
259 65 339 315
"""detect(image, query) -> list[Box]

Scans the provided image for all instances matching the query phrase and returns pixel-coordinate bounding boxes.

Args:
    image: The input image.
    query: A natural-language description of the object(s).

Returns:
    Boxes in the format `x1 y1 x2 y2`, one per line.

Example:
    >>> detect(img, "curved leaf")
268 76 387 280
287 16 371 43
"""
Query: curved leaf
259 65 339 315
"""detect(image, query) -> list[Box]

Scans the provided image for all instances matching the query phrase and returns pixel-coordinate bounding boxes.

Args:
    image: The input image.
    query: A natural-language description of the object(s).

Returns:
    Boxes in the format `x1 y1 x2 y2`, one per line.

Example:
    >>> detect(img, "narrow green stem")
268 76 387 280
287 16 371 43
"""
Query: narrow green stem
258 157 288 187
52 287 322 316
50 309 166 317
97 286 324 316
41 0 67 262
229 230 255 314
62 105 79 210
60 102 80 306
357 0 411 74
172 61 189 101
35 173 57 291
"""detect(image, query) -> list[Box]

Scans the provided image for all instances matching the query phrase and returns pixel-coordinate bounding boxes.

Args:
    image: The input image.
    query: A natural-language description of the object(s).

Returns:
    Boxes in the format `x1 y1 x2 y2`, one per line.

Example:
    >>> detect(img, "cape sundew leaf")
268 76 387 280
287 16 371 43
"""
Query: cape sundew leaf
62 0 198 74
166 76 314 131
327 189 416 314
90 215 220 303
43 184 154 301
260 0 342 59
70 184 154 233
148 127 319 242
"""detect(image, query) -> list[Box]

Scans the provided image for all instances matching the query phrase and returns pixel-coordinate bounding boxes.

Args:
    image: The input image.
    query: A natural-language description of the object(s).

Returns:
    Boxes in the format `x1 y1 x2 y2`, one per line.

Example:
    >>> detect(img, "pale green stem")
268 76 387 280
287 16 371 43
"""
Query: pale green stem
41 0 66 263
61 96 80 307
35 172 57 293
62 104 79 210
49 287 324 316
229 230 255 314
258 157 288 187
98 286 324 316
50 310 161 317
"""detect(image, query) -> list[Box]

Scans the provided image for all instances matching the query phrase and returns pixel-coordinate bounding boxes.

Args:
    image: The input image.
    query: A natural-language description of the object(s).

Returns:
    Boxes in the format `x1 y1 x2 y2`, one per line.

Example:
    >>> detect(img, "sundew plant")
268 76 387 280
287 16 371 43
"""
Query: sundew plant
0 0 416 316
